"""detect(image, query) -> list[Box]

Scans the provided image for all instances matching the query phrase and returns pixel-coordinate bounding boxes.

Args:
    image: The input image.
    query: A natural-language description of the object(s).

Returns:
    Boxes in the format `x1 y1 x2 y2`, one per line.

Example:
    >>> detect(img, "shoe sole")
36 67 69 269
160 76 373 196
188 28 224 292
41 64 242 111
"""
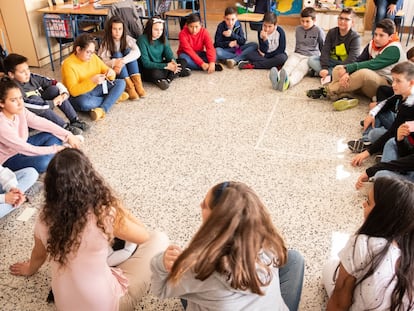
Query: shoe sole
269 67 279 90
277 68 287 92
333 98 359 111
347 140 368 153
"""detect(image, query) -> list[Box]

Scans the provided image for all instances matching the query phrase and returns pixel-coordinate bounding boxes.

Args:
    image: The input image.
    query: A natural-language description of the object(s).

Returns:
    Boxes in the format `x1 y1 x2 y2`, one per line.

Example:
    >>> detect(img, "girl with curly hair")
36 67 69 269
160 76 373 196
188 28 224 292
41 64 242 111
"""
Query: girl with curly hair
10 149 169 311
151 181 304 311
323 176 414 310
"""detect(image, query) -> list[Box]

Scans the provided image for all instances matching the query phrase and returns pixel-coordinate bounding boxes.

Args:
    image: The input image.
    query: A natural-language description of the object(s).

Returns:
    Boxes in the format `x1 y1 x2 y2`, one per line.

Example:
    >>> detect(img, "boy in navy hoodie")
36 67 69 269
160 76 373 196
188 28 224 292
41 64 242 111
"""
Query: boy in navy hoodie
214 7 258 69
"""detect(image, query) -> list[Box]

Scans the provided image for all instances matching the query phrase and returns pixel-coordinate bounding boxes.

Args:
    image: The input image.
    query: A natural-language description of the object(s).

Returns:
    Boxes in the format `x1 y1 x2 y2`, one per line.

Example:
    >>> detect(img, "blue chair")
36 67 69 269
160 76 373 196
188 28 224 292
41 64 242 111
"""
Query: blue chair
407 16 414 47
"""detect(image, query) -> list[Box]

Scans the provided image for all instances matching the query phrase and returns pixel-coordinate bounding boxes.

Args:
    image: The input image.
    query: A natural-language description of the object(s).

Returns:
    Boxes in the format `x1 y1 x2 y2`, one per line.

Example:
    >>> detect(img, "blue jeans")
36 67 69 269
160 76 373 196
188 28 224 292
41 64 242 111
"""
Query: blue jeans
112 50 140 79
215 42 258 63
374 0 404 25
0 167 39 218
181 249 304 311
178 51 212 70
307 56 342 76
3 132 62 173
362 111 395 142
70 79 126 113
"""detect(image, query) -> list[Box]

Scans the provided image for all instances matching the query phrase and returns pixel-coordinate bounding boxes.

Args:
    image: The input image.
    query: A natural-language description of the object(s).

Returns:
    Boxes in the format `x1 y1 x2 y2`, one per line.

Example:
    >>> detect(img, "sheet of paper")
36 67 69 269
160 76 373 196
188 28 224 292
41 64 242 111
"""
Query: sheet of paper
16 207 37 222
321 75 331 85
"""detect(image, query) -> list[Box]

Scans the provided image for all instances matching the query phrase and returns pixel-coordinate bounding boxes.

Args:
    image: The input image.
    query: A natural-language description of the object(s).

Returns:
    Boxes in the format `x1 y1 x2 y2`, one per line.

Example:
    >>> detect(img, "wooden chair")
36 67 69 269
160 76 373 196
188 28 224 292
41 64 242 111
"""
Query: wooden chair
164 0 199 38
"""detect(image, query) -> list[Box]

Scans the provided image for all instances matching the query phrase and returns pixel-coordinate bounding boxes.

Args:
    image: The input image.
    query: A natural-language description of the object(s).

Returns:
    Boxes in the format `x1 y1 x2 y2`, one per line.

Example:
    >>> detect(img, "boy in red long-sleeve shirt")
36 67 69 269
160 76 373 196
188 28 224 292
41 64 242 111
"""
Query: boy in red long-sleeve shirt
177 13 223 74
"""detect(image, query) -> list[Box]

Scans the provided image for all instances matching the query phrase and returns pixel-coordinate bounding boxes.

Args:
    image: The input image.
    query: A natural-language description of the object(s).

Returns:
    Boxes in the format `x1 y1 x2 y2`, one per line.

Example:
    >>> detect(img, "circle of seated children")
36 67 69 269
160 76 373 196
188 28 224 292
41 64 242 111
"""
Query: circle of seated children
61 33 129 121
98 15 146 100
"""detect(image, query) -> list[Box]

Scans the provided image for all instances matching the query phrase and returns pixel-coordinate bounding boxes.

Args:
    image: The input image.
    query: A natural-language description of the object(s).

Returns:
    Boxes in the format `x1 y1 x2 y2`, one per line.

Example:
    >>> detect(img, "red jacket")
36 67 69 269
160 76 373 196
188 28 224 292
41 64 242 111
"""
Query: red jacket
177 26 216 66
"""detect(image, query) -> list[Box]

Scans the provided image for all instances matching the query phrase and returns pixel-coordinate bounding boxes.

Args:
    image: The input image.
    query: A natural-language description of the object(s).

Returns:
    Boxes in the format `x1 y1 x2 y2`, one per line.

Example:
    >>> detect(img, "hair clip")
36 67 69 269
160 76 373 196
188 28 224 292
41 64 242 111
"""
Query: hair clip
152 17 165 24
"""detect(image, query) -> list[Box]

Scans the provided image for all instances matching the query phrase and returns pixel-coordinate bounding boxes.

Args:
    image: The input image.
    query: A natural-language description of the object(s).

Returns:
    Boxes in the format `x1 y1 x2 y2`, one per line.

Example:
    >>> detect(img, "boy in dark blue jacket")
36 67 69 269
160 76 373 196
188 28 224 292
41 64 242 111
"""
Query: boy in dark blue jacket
214 7 258 69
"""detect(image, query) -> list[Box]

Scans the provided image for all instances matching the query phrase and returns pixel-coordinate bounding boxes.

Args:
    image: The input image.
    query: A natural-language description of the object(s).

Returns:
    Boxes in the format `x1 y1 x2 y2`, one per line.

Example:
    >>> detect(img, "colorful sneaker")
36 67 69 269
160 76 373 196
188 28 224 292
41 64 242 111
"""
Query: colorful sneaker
347 139 371 153
269 67 279 90
225 59 237 69
215 63 223 71
116 92 129 104
306 87 327 99
89 107 105 121
156 79 169 90
333 98 359 111
277 68 289 91
238 61 254 70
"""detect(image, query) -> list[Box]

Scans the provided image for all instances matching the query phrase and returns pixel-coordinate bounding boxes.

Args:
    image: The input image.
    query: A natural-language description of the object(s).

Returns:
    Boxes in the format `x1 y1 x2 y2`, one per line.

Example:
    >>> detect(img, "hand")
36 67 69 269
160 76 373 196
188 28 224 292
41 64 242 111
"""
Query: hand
363 115 375 131
339 72 350 88
201 62 209 71
257 49 265 57
260 30 268 41
92 74 106 85
66 134 83 149
397 123 410 141
207 62 215 74
166 61 182 74
53 94 65 106
387 4 397 15
335 65 347 78
5 188 24 206
106 68 116 80
351 150 370 167
368 101 377 110
113 59 124 75
10 261 34 276
222 29 232 37
163 245 182 272
355 172 369 190
319 69 328 78
228 40 238 48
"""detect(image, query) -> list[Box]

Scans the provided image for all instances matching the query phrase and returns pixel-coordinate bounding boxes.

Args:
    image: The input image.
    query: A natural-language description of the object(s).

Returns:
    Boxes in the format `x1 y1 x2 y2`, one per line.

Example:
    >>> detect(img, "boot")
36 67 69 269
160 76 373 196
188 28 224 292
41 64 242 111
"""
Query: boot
131 74 146 98
124 77 139 100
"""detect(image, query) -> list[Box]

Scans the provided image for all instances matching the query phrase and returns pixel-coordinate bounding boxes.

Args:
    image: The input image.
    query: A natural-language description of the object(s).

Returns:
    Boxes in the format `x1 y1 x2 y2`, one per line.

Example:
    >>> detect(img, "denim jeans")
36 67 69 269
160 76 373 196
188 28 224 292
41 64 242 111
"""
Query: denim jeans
112 50 140 79
307 56 342 77
215 42 258 63
3 132 62 173
0 167 39 218
178 51 211 70
70 79 126 113
374 0 404 26
361 110 395 143
41 85 79 124
181 249 304 311
381 137 399 162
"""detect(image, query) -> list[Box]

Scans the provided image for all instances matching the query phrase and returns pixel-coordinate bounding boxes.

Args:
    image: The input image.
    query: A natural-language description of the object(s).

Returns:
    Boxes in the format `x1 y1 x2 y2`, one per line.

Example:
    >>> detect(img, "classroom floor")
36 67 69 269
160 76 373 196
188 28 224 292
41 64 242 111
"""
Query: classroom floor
1 21 413 310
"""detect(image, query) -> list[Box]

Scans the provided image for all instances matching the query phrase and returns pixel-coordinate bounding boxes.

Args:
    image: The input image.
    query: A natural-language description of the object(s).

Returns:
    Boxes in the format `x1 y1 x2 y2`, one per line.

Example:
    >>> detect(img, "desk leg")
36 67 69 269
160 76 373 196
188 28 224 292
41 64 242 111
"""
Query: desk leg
43 15 55 71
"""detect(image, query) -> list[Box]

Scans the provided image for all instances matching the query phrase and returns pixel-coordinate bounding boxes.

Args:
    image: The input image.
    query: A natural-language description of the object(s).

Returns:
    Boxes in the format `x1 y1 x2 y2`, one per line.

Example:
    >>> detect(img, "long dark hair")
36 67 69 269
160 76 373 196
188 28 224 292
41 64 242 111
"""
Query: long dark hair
101 15 128 55
356 177 414 310
143 17 166 45
168 181 287 295
0 76 20 104
72 33 96 55
41 149 125 267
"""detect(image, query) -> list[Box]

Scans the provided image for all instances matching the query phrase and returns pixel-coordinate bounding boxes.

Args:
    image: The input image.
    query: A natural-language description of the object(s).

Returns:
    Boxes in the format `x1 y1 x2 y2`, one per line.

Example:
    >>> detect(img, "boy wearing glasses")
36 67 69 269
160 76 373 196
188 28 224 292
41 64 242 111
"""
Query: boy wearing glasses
308 8 361 81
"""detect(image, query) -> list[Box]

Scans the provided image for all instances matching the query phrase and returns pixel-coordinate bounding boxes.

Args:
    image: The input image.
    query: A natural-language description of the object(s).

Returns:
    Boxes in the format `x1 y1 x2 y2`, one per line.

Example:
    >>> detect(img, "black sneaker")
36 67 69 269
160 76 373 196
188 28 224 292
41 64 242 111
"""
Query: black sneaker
306 87 327 99
347 139 371 153
307 68 317 77
156 79 169 90
360 120 364 127
71 119 90 131
179 68 191 77
64 123 83 135
215 63 223 72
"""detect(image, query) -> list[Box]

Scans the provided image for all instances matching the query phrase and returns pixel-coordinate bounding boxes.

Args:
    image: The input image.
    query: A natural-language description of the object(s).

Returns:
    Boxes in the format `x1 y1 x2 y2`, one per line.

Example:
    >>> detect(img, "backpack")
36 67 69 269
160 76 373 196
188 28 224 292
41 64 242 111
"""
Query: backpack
0 43 8 73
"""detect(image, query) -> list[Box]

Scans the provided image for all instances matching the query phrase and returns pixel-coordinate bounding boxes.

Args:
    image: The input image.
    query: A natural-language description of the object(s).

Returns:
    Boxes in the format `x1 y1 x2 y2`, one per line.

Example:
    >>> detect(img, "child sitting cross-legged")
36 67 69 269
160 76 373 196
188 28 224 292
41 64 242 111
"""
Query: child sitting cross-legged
214 7 258 69
4 53 90 135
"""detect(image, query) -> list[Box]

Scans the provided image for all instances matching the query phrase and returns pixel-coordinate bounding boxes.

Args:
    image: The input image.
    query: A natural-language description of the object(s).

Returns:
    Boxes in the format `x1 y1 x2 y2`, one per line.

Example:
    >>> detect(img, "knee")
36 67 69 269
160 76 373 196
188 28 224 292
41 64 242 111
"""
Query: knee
36 155 54 173
145 231 169 253
287 249 305 271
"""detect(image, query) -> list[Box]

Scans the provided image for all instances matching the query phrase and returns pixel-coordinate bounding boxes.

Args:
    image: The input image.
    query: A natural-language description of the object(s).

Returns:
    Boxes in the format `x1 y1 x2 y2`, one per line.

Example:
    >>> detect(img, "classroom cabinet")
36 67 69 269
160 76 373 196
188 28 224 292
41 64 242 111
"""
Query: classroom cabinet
0 0 52 67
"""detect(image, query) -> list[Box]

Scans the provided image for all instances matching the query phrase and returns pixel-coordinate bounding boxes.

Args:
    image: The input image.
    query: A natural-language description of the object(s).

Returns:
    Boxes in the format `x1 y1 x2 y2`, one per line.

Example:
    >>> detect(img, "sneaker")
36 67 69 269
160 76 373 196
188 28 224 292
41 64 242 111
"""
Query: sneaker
269 67 279 90
215 63 223 72
179 68 191 77
71 119 90 131
374 154 382 163
306 87 327 99
360 120 364 127
64 123 83 135
89 107 105 121
307 68 317 77
238 61 254 70
116 92 129 104
333 98 359 111
25 181 43 202
277 68 289 92
225 59 237 69
156 79 169 90
347 139 371 153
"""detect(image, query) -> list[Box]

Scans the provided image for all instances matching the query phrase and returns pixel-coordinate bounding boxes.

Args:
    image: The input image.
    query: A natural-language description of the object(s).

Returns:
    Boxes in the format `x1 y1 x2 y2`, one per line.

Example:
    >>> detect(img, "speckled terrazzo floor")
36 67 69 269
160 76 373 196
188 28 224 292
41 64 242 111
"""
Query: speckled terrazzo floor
1 22 413 311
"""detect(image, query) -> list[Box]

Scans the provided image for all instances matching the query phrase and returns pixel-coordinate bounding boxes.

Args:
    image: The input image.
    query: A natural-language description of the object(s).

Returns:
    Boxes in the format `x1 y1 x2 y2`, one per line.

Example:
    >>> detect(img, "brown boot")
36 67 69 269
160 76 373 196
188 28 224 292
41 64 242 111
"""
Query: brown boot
124 77 139 100
131 74 146 98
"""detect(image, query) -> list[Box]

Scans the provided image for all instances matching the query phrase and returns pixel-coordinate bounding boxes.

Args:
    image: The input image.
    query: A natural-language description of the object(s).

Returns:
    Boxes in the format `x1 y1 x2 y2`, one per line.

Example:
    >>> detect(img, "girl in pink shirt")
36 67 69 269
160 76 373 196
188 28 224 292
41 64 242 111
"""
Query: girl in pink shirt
0 77 81 173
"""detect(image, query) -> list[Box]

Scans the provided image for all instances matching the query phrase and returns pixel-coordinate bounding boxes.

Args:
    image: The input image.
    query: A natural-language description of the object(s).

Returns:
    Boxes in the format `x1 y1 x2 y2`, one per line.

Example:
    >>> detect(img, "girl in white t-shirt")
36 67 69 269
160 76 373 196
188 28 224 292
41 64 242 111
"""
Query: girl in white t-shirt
323 176 414 310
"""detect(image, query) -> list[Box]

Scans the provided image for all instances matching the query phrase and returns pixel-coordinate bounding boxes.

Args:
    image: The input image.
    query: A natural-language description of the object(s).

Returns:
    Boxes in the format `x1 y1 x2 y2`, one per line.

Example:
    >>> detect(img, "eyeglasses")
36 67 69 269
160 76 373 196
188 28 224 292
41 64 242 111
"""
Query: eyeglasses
338 16 352 22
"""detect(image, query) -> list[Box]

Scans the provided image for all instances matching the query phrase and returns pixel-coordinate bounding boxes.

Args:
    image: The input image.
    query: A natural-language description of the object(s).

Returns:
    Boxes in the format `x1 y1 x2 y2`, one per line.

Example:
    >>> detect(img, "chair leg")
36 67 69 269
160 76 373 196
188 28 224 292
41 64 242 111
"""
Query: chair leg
407 18 414 47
